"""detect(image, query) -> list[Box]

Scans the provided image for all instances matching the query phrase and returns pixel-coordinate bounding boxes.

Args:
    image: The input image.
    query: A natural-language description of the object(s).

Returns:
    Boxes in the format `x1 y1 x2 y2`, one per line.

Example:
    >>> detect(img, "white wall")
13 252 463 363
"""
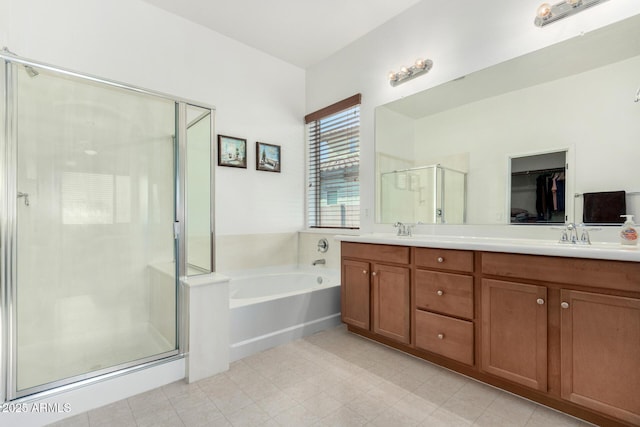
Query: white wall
2 0 306 237
306 0 640 233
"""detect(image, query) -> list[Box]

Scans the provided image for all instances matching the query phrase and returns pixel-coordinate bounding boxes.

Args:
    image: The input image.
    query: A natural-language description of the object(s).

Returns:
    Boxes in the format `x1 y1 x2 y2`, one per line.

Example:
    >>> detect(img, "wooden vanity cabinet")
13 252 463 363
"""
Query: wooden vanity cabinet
340 242 411 344
560 290 640 425
480 279 547 391
341 243 640 426
372 263 410 344
414 248 475 365
341 259 371 330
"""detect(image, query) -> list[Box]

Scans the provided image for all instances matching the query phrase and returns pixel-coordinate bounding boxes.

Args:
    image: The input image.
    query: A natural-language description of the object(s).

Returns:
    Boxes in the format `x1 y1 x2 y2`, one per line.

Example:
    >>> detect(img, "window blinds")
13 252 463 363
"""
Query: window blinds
305 94 361 229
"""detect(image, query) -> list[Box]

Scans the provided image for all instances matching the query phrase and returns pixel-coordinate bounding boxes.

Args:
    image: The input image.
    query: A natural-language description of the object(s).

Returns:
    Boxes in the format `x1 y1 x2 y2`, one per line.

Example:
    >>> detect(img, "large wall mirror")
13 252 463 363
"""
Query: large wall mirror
375 14 640 226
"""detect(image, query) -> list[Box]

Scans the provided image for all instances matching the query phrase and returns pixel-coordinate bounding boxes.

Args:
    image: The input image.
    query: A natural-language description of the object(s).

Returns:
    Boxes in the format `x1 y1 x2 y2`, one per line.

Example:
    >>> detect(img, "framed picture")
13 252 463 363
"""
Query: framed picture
217 135 247 168
256 142 281 173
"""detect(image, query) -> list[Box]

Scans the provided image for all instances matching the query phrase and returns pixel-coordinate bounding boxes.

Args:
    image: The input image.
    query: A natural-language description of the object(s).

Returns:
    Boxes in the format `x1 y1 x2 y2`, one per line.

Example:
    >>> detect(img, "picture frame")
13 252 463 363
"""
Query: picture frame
217 135 247 168
256 142 281 173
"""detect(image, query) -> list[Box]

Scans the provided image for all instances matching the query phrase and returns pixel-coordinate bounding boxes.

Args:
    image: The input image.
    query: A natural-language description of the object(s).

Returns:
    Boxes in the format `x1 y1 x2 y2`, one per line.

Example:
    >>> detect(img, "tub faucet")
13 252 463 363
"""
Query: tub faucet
312 259 326 266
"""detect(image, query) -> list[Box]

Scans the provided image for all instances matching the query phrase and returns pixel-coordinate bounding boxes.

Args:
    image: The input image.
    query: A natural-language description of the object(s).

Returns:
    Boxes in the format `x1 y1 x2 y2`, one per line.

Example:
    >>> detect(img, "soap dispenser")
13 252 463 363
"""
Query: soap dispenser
620 215 638 246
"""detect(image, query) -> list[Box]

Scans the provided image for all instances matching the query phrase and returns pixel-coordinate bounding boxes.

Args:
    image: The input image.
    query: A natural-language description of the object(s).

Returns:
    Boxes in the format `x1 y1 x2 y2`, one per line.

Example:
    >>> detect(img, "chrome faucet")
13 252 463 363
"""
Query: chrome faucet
312 259 326 266
558 223 598 245
394 222 413 237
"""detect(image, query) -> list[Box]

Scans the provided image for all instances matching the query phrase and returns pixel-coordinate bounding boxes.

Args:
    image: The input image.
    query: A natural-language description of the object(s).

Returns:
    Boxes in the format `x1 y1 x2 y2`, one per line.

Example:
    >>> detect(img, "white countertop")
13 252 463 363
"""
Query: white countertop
335 233 640 262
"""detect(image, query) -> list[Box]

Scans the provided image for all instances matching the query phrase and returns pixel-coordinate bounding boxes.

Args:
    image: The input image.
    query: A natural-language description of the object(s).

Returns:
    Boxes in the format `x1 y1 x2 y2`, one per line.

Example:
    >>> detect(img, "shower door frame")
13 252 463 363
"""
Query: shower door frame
0 52 216 401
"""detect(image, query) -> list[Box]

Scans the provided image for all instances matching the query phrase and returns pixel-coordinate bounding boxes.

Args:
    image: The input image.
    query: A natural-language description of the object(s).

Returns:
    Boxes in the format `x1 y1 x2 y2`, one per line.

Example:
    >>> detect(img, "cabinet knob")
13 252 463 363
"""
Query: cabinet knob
362 270 367 274
437 333 444 340
437 257 444 263
561 302 570 309
436 290 444 296
372 271 377 276
536 298 545 305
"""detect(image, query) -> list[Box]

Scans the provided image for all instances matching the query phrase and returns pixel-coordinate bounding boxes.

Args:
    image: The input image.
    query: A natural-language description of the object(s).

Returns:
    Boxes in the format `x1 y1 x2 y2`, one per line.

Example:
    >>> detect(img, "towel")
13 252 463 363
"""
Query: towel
583 191 626 223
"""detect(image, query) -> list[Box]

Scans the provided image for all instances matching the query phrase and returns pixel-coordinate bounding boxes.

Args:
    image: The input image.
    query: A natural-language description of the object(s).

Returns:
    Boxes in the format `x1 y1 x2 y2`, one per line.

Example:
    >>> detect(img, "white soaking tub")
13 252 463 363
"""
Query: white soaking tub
228 267 341 361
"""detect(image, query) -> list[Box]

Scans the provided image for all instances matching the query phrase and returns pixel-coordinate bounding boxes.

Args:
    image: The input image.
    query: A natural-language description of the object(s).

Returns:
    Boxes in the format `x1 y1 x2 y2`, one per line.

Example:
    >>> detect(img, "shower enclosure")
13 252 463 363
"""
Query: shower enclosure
1 53 214 400
380 164 467 224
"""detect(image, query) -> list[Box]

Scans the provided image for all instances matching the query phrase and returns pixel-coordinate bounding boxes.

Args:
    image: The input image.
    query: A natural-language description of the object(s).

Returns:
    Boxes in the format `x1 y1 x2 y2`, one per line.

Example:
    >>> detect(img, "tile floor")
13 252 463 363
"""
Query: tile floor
50 325 592 427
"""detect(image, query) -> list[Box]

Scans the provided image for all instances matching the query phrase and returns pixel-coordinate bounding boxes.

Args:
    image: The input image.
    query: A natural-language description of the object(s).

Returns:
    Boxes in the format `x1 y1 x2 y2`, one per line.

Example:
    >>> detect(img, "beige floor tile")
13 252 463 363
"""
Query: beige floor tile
315 406 368 427
391 392 438 423
47 413 90 427
162 379 201 398
87 399 132 424
47 326 603 427
127 387 169 413
209 388 254 415
301 391 343 418
256 391 299 417
169 387 210 412
137 413 185 427
281 377 325 403
225 402 272 426
176 401 227 427
525 405 595 427
345 393 390 422
239 377 281 401
272 403 322 427
473 411 520 426
421 408 473 427
484 393 537 425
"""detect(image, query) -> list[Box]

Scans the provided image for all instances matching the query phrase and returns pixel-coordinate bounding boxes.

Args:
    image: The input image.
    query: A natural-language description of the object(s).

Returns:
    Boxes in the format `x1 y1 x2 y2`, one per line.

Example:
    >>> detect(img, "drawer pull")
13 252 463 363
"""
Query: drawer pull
536 298 545 305
437 333 445 340
362 270 367 274
372 271 377 276
437 257 444 263
561 301 570 309
436 290 444 296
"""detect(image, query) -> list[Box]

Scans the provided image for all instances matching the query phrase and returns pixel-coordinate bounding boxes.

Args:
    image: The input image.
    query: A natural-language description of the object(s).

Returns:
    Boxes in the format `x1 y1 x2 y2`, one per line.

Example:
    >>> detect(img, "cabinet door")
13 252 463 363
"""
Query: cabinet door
372 264 410 344
560 290 640 425
481 279 547 391
341 259 371 330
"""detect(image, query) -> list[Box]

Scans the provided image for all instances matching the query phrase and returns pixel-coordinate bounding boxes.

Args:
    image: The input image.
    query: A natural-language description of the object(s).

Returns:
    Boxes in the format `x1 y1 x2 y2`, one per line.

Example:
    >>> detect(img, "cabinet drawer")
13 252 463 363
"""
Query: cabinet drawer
342 242 410 265
415 248 473 272
415 270 473 319
415 310 474 365
481 252 640 292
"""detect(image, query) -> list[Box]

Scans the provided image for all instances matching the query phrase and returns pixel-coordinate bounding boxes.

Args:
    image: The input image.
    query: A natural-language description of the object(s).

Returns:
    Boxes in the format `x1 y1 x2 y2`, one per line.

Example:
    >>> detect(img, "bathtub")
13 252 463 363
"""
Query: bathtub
228 267 341 361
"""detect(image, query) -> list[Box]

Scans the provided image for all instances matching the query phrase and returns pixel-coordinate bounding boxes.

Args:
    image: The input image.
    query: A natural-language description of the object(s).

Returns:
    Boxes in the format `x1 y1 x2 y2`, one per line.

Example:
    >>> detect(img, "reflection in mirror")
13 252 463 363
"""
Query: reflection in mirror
380 165 466 224
510 151 566 224
375 14 640 225
186 105 213 275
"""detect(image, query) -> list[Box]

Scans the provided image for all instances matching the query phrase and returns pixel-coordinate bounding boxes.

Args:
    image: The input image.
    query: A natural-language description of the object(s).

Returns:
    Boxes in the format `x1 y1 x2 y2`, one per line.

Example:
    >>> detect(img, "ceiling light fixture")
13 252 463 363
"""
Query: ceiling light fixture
389 58 433 87
534 0 609 27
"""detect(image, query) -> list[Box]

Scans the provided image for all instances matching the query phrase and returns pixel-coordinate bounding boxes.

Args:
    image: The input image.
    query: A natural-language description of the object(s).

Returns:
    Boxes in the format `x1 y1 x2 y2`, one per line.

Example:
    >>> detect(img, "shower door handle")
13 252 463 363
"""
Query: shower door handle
17 192 30 206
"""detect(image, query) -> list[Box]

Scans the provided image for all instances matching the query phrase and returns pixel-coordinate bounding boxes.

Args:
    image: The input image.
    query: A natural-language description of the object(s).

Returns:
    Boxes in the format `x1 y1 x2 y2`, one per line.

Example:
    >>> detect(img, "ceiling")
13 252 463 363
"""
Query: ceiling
142 0 423 68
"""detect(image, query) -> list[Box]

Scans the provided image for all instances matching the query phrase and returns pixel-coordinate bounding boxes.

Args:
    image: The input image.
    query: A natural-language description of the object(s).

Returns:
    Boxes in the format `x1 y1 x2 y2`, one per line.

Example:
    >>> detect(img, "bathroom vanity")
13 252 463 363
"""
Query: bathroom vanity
339 235 640 427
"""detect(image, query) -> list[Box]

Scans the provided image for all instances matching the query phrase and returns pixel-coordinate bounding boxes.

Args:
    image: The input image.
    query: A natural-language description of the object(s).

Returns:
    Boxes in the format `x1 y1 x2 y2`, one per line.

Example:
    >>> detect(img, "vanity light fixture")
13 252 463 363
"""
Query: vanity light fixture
534 0 610 27
388 57 433 87
635 86 640 103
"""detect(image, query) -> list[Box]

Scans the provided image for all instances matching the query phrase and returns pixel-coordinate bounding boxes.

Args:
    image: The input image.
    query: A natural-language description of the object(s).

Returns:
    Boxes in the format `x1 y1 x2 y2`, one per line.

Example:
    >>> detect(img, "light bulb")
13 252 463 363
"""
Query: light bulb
566 0 581 5
536 3 552 18
415 58 426 69
388 71 397 81
400 66 409 76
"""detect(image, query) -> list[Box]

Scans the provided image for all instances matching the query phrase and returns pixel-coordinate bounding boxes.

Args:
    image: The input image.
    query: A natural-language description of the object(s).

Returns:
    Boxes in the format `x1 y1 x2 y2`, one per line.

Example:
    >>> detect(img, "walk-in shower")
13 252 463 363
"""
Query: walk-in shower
0 52 215 400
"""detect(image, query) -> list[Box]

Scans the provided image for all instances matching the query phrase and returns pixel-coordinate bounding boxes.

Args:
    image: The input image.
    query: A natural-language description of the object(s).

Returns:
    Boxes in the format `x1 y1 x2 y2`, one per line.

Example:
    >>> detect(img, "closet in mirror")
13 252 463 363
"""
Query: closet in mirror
510 151 566 224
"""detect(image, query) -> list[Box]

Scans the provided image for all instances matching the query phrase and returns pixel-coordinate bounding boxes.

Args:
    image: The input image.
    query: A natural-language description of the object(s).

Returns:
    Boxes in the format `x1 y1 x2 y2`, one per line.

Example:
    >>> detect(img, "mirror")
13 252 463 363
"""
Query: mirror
186 105 213 274
375 14 640 225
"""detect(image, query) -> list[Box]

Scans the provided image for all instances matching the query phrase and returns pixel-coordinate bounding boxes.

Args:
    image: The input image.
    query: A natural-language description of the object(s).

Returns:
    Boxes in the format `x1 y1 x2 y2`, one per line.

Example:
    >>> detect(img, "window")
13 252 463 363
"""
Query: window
305 94 361 229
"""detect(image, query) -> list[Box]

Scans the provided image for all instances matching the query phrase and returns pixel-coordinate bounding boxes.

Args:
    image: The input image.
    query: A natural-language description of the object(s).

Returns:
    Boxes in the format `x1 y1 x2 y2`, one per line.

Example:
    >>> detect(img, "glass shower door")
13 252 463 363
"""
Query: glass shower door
12 64 178 396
